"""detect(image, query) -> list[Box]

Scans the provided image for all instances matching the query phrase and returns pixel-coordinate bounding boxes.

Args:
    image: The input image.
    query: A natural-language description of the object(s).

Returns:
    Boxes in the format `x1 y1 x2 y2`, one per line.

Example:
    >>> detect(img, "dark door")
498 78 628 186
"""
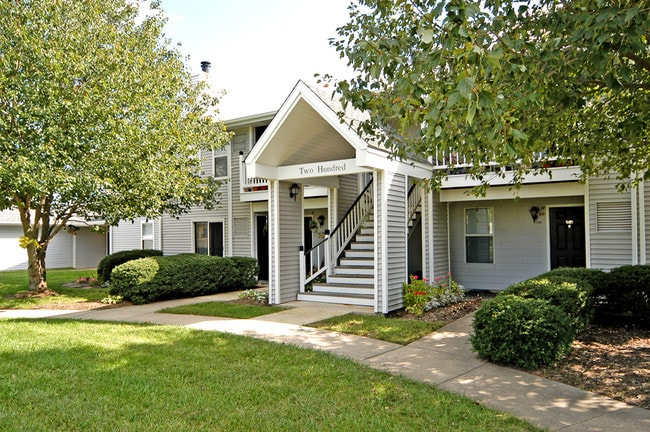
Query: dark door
256 215 269 280
304 217 314 272
209 222 224 257
550 207 585 268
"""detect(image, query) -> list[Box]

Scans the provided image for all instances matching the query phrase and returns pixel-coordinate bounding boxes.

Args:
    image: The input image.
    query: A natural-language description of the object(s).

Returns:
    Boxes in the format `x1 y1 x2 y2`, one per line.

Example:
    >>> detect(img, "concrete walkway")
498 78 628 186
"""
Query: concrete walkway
2 293 648 431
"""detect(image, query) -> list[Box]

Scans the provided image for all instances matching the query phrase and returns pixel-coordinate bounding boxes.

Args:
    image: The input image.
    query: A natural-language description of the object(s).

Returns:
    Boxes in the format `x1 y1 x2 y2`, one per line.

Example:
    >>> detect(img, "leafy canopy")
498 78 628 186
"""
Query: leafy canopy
330 0 649 190
0 0 231 227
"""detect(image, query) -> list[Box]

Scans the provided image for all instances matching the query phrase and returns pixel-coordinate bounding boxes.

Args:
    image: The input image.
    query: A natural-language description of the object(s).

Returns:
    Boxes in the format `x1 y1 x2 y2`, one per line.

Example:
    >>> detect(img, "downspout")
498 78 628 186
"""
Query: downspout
639 181 646 264
632 182 639 265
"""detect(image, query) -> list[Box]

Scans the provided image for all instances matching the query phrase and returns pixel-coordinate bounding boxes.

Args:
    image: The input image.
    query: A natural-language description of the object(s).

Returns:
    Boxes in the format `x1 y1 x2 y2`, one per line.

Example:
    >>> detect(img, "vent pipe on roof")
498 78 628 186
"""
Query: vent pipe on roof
200 61 211 73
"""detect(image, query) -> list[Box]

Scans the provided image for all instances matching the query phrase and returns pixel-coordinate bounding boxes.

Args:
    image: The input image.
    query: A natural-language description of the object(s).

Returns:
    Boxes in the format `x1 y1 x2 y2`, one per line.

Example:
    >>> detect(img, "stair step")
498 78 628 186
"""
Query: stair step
359 228 374 236
312 283 374 295
349 241 373 250
345 249 373 258
340 257 374 267
297 291 374 307
327 274 374 285
334 265 374 276
355 234 373 242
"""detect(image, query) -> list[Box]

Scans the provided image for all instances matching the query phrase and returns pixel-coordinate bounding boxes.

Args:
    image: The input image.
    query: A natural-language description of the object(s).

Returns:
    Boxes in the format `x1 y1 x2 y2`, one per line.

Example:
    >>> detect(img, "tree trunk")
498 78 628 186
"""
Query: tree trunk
26 243 48 293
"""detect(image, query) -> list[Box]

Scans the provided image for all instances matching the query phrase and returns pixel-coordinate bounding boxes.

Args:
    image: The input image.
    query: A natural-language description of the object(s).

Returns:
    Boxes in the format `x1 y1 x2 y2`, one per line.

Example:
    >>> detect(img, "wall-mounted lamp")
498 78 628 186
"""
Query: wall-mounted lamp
529 206 540 223
289 183 300 201
317 215 325 227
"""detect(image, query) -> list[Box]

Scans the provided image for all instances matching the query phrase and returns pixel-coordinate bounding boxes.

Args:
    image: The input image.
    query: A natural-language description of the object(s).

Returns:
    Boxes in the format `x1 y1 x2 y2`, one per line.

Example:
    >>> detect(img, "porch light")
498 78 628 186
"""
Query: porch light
317 215 325 226
529 206 540 223
289 183 300 200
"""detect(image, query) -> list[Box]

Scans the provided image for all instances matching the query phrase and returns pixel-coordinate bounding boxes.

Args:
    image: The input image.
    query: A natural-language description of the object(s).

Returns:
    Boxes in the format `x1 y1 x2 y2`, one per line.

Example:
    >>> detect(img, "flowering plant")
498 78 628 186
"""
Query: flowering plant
403 272 465 316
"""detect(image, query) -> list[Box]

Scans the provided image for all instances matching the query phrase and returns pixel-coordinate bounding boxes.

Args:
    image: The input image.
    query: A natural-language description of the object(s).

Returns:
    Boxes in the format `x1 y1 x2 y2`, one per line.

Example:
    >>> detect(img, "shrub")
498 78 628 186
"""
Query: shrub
110 257 160 303
596 265 650 327
97 249 163 283
109 254 260 304
536 267 610 293
470 295 575 370
402 273 465 316
503 276 593 332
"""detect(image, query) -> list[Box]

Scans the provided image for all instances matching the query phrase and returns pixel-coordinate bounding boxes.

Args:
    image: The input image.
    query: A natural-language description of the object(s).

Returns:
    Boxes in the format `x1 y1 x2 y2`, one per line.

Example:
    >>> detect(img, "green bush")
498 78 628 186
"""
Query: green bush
109 254 260 304
470 295 575 369
110 258 160 303
596 265 650 327
536 267 610 293
97 249 163 283
503 276 593 332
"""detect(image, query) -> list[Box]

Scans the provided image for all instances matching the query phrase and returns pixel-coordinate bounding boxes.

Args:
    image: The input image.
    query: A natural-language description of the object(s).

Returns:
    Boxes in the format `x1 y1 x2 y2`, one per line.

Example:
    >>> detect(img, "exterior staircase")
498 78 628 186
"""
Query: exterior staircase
297 215 375 306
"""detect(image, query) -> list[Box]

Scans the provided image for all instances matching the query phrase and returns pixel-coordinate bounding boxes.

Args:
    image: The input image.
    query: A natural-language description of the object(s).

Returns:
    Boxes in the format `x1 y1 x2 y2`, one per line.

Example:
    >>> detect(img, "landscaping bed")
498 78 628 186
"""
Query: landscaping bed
398 295 650 410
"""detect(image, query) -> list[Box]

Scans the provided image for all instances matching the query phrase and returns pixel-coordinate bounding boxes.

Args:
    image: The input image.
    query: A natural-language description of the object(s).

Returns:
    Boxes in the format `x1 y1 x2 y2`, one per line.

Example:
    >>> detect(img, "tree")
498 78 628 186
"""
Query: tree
0 0 231 292
329 0 649 191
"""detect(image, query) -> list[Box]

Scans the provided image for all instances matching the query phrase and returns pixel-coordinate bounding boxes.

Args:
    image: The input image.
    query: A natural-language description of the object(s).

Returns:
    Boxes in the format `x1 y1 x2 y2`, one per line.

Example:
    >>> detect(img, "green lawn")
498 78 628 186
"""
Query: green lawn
160 301 287 318
310 313 446 345
0 319 541 432
0 269 108 309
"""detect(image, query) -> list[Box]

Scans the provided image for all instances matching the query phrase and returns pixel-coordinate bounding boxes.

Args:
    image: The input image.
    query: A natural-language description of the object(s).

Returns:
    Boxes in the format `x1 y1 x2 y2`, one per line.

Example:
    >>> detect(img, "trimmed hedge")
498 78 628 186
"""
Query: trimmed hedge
97 249 163 283
470 295 575 369
109 254 259 304
536 267 610 293
503 276 594 332
595 265 650 327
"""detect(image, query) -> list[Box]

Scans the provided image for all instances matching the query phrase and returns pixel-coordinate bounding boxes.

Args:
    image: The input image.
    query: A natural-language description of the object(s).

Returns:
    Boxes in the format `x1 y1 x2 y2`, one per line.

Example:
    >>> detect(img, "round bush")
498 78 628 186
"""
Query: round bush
503 276 593 332
536 267 610 293
597 265 650 327
97 249 162 283
470 295 575 370
110 257 160 304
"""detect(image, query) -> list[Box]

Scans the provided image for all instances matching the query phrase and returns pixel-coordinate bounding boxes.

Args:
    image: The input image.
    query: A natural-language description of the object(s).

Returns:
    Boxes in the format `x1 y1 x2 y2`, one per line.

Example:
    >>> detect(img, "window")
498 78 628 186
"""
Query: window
465 208 494 263
213 149 229 179
194 221 224 256
141 222 154 249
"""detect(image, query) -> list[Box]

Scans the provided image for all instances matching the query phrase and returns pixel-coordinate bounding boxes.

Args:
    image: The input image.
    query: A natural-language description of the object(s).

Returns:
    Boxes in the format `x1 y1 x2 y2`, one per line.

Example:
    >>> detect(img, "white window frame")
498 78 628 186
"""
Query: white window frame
192 219 225 256
141 221 154 250
213 147 230 180
465 207 494 264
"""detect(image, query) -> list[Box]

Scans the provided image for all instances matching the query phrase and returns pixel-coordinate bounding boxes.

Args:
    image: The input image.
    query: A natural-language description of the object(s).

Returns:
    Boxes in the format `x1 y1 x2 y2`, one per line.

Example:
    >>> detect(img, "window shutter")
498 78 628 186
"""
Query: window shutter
596 201 632 232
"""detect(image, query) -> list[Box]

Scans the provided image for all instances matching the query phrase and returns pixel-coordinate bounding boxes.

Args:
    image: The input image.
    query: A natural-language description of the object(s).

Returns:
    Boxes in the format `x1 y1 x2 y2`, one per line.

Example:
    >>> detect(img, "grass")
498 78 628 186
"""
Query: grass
0 269 108 309
0 319 541 432
310 313 446 345
160 301 286 319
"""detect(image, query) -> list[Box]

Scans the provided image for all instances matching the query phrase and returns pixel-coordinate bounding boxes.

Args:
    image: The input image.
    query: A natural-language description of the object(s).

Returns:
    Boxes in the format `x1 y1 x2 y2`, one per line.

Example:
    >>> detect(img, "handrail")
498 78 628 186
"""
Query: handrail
407 183 421 224
300 178 374 290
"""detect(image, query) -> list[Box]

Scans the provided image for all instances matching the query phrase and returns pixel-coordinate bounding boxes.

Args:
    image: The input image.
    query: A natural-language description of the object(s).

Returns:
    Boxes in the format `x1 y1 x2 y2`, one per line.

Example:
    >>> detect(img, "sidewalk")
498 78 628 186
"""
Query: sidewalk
2 294 648 431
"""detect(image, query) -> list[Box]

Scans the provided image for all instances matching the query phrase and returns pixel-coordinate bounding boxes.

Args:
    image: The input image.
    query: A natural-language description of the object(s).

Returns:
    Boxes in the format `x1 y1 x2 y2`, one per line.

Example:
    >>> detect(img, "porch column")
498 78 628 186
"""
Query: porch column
268 180 303 304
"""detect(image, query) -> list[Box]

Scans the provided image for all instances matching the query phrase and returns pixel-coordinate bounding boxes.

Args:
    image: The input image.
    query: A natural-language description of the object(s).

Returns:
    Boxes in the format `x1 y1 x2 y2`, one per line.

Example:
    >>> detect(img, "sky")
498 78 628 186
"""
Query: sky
159 0 355 120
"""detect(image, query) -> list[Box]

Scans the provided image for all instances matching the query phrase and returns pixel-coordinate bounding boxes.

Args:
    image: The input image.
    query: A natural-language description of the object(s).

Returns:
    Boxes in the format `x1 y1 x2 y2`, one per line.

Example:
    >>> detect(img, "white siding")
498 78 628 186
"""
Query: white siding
644 181 650 263
449 196 583 291
0 226 28 271
385 172 407 312
231 133 253 256
588 177 634 269
110 219 144 253
336 174 359 222
374 172 384 312
74 229 106 269
432 192 450 277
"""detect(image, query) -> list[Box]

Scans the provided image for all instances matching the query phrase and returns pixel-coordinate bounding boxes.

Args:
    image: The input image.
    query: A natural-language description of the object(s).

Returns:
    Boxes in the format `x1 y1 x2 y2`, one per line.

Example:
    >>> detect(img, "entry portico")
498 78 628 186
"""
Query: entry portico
245 81 434 313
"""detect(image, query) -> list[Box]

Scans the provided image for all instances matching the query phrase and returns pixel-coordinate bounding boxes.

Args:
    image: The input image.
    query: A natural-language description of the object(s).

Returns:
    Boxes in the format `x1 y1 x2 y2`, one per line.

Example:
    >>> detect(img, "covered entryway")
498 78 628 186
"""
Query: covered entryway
244 81 432 313
550 206 586 268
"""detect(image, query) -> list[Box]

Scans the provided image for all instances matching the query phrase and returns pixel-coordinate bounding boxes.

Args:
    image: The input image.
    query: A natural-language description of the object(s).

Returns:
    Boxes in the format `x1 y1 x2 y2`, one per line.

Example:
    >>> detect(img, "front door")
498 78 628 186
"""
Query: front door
256 215 269 280
550 207 585 268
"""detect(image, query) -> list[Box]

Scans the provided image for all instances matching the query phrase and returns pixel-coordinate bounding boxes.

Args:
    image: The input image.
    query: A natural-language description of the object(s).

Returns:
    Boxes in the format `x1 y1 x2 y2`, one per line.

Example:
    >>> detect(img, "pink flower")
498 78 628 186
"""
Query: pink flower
412 275 419 280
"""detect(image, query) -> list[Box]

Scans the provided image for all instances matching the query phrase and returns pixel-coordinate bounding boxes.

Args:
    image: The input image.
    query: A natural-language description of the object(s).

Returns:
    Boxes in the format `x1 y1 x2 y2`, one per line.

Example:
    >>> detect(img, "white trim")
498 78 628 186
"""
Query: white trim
212 143 231 181
141 220 154 250
463 207 495 264
639 181 646 264
545 203 587 270
72 233 77 268
440 181 584 202
190 218 225 256
632 183 639 265
380 171 389 314
404 177 409 288
270 179 281 304
580 179 591 269
440 166 581 189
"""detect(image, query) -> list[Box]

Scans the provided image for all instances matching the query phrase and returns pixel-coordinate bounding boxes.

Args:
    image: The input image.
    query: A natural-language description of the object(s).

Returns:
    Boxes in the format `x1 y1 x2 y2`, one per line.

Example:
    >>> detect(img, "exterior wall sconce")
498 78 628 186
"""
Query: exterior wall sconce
317 215 325 227
529 206 540 223
289 183 300 200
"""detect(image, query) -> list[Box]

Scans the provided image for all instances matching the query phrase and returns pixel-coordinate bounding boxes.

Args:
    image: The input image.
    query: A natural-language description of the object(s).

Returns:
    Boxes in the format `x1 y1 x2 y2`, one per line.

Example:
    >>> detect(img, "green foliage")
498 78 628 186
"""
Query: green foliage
503 277 593 332
0 0 231 291
470 295 575 369
160 301 285 319
596 265 650 327
536 267 610 293
0 320 540 431
310 313 445 345
330 0 650 192
97 249 163 283
109 254 260 304
403 273 465 315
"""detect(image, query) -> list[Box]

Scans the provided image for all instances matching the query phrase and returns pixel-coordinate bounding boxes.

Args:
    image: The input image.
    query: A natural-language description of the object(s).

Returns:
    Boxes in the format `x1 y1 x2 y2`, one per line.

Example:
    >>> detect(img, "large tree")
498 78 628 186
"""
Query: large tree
0 0 230 292
330 0 649 191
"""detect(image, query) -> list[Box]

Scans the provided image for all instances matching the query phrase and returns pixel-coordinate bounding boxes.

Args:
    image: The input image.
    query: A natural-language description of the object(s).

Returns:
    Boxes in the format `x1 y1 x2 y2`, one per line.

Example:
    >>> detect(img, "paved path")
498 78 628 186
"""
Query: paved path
2 293 648 431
